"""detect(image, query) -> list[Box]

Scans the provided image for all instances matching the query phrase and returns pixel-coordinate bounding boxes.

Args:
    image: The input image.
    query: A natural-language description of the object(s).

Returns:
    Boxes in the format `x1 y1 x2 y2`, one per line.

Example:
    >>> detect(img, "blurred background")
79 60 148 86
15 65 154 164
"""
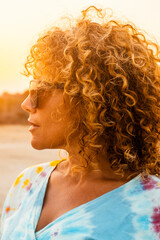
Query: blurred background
1 0 160 217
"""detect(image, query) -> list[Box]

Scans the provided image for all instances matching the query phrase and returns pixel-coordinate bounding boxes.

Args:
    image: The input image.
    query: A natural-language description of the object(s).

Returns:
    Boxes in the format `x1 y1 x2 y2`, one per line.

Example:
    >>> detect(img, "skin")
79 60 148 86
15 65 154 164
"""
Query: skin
21 89 68 150
21 89 128 232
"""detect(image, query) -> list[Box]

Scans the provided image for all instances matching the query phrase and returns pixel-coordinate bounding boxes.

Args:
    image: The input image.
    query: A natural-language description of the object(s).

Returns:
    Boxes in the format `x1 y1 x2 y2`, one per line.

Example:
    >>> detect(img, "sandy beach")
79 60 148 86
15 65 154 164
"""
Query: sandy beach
0 125 67 218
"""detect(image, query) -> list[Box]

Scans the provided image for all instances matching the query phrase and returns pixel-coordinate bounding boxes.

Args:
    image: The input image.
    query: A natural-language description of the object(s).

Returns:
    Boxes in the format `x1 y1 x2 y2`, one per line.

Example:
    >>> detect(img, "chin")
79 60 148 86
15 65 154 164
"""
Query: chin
30 136 66 150
30 140 61 150
30 139 47 150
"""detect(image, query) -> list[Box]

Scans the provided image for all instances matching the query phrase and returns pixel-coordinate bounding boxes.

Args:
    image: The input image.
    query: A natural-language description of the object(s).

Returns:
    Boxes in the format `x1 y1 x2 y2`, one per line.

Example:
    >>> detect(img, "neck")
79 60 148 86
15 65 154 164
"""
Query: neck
57 148 126 184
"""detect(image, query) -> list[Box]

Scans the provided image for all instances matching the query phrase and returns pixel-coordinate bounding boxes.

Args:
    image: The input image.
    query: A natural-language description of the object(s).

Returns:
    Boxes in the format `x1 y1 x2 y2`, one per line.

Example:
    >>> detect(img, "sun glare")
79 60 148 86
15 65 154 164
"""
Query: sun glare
1 0 160 94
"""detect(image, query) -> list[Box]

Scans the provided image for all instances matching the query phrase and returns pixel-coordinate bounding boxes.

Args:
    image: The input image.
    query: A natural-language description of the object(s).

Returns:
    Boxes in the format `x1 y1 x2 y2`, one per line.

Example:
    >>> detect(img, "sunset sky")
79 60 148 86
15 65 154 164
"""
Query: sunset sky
1 0 160 94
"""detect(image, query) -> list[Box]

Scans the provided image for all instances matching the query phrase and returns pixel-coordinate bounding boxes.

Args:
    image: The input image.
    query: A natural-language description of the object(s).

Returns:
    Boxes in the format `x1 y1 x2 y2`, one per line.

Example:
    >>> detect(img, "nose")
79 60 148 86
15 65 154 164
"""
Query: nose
21 95 36 113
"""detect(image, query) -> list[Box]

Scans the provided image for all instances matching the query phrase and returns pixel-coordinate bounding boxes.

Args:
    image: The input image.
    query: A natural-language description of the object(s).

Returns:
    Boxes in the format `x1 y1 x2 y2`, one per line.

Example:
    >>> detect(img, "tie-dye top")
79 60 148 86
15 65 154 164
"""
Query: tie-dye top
1 159 160 240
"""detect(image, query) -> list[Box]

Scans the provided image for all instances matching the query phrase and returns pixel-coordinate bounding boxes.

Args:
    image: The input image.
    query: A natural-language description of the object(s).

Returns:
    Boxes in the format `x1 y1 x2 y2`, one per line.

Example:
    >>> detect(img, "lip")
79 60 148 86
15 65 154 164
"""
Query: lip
28 119 40 132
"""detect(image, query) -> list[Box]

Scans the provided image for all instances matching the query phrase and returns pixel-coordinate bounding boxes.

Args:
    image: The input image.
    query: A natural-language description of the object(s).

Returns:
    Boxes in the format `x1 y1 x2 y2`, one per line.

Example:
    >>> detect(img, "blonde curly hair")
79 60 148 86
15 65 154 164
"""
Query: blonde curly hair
24 6 160 179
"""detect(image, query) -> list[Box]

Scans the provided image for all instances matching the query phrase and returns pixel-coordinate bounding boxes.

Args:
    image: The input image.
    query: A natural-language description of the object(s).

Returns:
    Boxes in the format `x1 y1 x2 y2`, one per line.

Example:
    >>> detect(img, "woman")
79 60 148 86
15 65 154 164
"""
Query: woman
1 6 160 240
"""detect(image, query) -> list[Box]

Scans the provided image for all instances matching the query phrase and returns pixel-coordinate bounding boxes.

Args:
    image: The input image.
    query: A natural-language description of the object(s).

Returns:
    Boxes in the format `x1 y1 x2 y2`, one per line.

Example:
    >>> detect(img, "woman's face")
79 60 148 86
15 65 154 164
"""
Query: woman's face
21 87 69 150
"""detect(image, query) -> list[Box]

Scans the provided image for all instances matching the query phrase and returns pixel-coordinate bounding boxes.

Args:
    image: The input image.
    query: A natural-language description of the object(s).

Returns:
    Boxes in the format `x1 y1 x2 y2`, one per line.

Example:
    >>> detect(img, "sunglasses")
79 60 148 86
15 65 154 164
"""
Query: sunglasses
29 80 64 109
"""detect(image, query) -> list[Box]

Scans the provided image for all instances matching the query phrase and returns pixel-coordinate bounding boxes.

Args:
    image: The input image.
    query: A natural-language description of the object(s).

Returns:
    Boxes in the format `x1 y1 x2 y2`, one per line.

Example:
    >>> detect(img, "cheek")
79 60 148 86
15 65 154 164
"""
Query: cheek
45 107 69 148
44 122 67 149
30 118 67 150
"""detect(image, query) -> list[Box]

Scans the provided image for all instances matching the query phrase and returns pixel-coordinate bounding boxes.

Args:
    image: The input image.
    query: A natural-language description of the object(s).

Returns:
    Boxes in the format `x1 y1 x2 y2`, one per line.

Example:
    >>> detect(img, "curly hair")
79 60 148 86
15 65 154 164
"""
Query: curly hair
24 6 160 179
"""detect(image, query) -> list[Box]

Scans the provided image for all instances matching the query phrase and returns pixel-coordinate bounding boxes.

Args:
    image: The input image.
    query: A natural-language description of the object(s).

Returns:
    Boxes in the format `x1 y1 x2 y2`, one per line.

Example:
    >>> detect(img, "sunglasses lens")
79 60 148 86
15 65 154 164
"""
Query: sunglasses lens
29 80 64 109
30 89 38 108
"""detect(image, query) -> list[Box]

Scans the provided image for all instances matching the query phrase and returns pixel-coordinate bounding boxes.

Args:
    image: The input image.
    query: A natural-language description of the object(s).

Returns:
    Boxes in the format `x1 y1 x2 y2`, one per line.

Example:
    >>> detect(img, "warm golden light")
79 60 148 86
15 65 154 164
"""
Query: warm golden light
1 0 160 94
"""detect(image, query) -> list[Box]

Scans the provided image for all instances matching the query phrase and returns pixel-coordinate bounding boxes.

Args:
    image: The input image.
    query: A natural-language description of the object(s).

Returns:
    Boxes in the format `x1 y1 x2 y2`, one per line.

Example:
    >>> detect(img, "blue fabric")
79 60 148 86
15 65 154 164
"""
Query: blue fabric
1 160 160 239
